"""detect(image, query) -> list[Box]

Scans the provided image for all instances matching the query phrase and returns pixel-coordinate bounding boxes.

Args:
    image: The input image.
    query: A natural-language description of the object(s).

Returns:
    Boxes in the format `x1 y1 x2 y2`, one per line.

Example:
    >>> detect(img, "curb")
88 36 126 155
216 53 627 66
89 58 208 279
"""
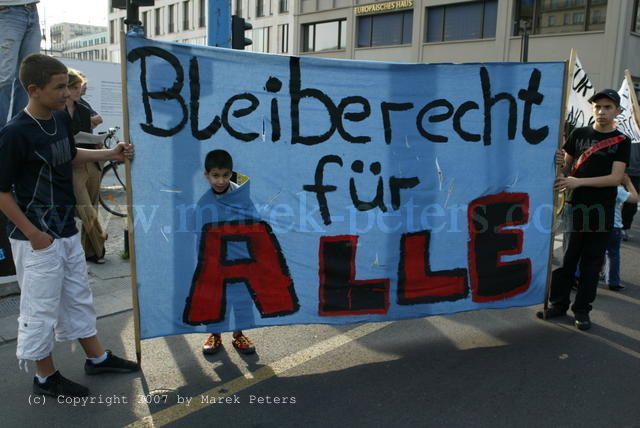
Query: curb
0 281 19 299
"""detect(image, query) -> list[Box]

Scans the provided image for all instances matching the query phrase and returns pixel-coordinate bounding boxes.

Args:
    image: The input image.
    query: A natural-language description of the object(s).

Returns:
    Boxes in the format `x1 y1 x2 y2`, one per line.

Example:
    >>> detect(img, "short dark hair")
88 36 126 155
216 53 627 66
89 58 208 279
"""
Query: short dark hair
204 149 233 172
19 54 68 90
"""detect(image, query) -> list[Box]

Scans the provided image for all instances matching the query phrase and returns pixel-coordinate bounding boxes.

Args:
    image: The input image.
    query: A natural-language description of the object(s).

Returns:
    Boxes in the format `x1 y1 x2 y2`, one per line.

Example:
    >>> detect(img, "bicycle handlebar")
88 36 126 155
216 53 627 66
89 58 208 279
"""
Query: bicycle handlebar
102 126 120 149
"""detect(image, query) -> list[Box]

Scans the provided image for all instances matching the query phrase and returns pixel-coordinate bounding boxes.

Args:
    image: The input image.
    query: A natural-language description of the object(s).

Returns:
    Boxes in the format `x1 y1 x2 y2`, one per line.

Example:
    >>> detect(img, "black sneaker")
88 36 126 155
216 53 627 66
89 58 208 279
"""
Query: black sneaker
574 312 591 331
608 284 625 291
33 370 90 398
84 350 140 375
536 306 567 320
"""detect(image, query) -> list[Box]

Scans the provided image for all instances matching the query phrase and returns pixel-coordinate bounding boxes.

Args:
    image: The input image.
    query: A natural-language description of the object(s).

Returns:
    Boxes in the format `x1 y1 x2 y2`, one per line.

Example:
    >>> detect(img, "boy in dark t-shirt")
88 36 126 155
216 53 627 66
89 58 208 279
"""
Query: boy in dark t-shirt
0 54 138 398
537 89 630 330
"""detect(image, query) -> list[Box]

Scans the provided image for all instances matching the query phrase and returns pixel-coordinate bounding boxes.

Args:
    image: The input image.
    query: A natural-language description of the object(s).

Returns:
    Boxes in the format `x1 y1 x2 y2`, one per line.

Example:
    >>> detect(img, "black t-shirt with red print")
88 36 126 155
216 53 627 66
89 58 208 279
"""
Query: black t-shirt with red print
563 126 630 231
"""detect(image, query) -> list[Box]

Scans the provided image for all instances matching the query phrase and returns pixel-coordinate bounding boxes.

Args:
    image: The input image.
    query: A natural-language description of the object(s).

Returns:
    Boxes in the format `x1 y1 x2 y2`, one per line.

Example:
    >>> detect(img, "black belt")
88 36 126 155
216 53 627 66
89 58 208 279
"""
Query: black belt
0 3 37 11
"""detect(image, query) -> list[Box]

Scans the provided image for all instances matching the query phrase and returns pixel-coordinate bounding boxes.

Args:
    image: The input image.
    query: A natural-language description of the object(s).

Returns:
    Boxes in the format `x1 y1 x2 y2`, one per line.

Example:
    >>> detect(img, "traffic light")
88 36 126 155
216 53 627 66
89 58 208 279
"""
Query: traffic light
231 15 252 50
111 0 155 8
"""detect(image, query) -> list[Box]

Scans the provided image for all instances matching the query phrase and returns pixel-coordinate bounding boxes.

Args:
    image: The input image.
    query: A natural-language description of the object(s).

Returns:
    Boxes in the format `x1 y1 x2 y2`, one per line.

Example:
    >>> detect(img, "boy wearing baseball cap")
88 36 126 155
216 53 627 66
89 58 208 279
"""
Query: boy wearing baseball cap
538 88 630 330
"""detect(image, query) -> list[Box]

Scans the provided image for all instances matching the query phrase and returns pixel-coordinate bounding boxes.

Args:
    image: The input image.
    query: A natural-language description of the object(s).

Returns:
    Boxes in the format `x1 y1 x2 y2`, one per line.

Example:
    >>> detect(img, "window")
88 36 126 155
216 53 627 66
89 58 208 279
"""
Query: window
572 12 584 25
109 20 115 43
235 0 242 17
303 19 346 52
513 0 607 35
256 0 265 17
183 1 191 30
425 0 496 42
633 0 640 33
253 27 270 52
279 0 288 13
142 11 149 33
199 0 206 27
358 10 412 47
278 23 289 53
155 8 162 35
169 4 175 33
357 10 413 48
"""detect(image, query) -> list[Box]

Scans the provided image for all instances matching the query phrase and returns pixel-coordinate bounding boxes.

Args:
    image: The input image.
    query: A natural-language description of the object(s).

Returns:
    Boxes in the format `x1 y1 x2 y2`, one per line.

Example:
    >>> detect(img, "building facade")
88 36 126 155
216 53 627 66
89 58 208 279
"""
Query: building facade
286 0 640 90
107 0 209 62
107 0 640 89
60 31 109 62
51 22 106 52
235 0 295 53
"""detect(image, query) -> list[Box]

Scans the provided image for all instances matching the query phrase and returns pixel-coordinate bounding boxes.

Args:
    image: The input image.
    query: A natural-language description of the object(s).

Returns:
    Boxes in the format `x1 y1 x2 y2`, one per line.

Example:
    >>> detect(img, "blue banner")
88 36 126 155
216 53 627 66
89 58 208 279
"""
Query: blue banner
125 34 565 340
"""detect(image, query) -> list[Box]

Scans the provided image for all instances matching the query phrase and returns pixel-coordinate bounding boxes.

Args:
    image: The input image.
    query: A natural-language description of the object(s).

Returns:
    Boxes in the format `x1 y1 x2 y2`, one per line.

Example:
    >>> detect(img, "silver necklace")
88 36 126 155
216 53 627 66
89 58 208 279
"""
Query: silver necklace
24 108 57 136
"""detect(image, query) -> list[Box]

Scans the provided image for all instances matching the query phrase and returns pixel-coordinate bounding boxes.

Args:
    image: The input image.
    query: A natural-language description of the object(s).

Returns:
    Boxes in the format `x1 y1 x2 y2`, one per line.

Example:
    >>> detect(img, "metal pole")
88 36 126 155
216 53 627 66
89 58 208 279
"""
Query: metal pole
41 28 46 55
208 0 231 47
520 19 530 63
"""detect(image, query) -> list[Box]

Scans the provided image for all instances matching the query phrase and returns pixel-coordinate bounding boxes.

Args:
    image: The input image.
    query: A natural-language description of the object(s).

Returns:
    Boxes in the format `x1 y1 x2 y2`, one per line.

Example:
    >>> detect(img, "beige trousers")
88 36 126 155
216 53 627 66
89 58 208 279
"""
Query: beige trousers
72 163 106 259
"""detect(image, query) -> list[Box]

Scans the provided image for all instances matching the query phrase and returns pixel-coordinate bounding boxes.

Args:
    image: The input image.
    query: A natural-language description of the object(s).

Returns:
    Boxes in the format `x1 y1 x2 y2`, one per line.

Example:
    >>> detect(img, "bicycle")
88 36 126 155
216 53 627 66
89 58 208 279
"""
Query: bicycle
99 126 128 217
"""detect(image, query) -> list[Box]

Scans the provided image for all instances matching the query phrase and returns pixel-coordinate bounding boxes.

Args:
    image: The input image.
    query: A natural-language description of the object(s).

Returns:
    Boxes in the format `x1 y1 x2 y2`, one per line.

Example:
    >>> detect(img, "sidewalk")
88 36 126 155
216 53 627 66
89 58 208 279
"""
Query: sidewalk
0 212 133 344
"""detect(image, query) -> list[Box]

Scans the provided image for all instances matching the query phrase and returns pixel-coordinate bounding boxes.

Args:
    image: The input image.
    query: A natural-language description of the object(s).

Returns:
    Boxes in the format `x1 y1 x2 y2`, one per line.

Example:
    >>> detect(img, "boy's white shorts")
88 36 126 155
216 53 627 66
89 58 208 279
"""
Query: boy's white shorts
10 233 97 362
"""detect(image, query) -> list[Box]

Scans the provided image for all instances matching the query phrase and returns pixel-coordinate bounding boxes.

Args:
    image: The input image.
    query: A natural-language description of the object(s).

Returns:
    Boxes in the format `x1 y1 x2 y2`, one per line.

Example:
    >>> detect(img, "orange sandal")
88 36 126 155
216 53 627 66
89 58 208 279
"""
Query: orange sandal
202 333 222 355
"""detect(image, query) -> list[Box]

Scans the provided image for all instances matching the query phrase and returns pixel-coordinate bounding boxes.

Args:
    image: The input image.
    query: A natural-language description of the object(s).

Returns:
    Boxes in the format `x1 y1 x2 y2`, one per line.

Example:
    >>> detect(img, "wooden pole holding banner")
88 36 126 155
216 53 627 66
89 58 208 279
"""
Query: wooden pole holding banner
625 69 640 126
542 49 576 318
119 30 142 365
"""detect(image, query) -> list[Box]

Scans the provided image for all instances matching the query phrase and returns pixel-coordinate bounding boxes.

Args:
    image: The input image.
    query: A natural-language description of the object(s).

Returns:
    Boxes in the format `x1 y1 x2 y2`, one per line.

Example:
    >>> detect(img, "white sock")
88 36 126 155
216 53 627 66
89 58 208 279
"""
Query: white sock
89 351 108 364
36 373 50 384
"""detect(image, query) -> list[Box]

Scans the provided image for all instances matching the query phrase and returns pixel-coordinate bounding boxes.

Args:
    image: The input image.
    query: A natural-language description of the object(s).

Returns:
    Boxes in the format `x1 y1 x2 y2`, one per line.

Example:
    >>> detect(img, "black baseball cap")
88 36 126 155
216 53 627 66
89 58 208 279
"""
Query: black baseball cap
588 89 620 106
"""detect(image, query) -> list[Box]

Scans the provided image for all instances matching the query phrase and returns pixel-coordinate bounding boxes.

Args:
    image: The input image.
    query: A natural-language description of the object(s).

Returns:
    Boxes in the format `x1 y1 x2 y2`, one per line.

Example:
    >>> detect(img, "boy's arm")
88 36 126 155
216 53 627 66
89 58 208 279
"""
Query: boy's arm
90 114 103 129
0 192 53 250
556 150 573 176
71 141 135 165
555 161 626 191
623 175 639 204
558 130 576 176
0 133 52 249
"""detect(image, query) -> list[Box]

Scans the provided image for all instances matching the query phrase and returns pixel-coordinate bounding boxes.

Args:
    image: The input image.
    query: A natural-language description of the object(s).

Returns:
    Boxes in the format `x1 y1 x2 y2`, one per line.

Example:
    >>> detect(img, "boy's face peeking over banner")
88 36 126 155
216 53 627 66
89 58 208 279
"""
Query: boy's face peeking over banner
125 35 565 340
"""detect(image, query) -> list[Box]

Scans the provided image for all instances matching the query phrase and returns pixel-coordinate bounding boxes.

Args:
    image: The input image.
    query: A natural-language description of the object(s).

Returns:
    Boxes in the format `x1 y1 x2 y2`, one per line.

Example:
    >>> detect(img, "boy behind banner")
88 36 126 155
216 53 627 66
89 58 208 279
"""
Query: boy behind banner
0 54 139 398
538 89 630 330
200 149 256 355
